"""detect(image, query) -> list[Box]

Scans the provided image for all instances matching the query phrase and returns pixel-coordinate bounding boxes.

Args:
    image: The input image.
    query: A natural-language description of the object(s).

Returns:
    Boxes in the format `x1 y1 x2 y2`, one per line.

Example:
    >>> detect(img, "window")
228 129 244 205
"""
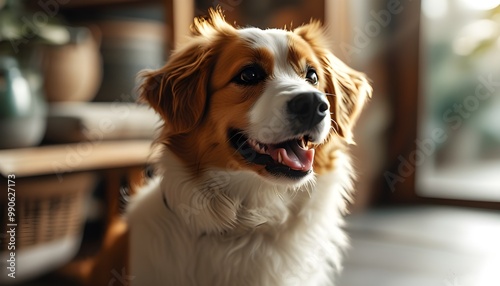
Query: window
417 0 500 201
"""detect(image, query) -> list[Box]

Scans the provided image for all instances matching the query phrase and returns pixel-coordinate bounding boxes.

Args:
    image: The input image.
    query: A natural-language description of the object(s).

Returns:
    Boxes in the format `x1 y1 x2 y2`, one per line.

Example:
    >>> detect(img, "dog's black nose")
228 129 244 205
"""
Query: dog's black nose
288 92 328 131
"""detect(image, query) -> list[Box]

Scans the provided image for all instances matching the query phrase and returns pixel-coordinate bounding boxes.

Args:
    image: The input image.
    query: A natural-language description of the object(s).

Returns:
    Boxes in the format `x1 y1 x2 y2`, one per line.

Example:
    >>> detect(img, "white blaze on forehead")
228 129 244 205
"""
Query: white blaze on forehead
239 28 296 78
239 28 331 144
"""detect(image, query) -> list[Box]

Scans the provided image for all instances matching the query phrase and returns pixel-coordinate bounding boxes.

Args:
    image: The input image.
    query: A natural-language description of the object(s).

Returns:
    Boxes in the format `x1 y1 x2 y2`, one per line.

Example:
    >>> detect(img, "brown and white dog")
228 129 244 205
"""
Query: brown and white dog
89 8 371 286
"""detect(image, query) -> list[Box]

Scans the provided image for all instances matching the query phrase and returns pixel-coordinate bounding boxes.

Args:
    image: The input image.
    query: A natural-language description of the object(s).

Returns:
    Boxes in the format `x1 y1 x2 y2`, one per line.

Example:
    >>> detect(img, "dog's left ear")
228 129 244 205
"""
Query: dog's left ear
326 55 372 144
294 22 372 144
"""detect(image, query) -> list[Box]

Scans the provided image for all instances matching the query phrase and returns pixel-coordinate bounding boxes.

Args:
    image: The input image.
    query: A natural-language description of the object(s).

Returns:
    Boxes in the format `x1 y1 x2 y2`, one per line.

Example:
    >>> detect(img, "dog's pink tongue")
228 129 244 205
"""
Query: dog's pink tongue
268 142 314 171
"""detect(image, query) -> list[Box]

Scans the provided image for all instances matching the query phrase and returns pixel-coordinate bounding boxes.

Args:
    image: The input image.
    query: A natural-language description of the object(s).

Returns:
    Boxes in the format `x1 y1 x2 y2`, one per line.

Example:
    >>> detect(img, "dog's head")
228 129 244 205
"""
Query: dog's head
140 8 371 186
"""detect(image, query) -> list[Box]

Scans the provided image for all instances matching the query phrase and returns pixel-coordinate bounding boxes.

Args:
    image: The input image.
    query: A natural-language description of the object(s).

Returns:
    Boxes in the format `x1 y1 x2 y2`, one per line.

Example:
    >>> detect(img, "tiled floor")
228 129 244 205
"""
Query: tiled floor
8 206 500 286
338 206 500 286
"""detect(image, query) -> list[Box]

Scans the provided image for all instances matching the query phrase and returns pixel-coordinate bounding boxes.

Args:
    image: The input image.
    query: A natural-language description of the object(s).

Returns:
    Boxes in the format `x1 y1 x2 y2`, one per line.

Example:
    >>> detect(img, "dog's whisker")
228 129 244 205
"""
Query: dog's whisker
276 189 286 202
329 126 340 137
225 131 244 145
330 119 340 134
226 131 249 156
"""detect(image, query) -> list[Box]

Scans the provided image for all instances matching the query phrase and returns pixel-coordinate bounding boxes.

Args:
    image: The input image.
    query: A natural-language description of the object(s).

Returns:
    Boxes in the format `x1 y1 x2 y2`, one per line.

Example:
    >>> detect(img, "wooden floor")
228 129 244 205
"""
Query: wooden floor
8 205 500 286
338 206 500 286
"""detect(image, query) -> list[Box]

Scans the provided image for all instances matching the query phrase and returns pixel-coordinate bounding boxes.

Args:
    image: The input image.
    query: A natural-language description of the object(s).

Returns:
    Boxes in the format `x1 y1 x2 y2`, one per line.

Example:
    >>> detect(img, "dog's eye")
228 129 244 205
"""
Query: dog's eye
305 68 318 85
233 65 267 85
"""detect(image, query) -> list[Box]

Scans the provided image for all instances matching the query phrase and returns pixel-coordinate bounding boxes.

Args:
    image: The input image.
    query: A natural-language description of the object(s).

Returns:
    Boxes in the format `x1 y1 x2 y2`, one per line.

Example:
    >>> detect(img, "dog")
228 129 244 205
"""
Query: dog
87 8 371 286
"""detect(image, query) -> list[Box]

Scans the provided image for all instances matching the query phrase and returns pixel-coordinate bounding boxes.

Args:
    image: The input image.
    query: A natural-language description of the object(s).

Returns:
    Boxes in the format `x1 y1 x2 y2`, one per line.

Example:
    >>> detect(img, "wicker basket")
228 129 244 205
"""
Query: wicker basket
0 172 95 283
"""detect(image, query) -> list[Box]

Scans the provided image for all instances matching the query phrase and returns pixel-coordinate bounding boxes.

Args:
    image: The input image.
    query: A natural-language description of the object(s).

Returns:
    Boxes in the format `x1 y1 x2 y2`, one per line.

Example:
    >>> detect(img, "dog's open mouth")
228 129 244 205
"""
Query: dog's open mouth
229 129 314 179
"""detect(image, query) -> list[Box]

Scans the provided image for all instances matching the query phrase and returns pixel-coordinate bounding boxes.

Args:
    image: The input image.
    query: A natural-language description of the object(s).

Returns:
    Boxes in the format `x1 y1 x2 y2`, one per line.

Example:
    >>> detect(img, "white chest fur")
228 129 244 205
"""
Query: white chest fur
127 151 353 286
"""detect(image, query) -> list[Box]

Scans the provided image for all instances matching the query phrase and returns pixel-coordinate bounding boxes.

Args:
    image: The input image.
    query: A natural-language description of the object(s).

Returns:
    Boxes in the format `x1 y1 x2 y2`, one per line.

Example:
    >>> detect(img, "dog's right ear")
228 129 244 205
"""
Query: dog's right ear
139 8 234 135
139 40 213 135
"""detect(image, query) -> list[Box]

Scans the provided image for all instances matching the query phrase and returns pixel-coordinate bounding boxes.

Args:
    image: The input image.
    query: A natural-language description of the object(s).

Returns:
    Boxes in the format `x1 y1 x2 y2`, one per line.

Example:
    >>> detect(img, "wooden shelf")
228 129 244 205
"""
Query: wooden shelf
57 0 160 9
0 140 152 178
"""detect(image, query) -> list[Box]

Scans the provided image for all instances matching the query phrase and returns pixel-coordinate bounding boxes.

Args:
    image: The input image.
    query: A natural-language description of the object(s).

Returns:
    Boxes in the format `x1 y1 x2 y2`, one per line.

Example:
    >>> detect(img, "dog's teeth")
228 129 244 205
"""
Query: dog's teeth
299 138 305 148
249 139 257 148
278 152 282 164
249 139 268 154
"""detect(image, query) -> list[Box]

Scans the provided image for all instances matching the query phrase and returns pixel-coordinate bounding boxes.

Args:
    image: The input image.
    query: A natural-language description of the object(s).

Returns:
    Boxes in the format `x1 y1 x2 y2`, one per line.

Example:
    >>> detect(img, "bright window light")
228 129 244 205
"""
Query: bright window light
422 0 448 19
459 0 500 11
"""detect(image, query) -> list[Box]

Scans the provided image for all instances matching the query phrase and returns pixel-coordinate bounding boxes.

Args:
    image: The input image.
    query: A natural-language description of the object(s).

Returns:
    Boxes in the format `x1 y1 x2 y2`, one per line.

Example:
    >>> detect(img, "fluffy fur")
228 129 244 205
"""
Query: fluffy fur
93 8 371 286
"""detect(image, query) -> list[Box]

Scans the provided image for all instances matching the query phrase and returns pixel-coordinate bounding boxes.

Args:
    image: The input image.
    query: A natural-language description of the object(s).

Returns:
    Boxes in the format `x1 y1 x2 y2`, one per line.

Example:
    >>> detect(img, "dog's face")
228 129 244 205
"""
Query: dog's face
141 9 371 186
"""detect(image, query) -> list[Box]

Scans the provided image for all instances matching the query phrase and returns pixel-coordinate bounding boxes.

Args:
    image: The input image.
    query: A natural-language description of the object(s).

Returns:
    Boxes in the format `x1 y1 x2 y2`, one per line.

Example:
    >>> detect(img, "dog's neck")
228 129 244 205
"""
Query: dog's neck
157 147 317 236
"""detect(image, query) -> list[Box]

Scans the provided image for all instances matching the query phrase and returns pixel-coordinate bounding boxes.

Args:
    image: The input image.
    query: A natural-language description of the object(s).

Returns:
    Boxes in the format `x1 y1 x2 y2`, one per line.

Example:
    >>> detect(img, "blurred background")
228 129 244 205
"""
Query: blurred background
0 0 499 285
